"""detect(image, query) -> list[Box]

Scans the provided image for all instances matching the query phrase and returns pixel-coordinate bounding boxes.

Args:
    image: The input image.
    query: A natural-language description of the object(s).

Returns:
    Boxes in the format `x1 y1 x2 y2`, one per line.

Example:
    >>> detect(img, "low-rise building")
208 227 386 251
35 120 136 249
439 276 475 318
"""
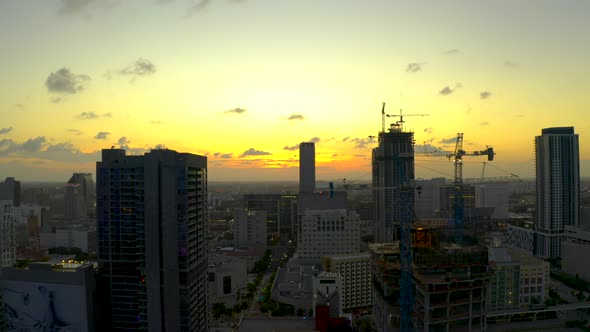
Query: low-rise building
488 247 550 311
1 262 96 331
562 226 590 280
208 254 248 308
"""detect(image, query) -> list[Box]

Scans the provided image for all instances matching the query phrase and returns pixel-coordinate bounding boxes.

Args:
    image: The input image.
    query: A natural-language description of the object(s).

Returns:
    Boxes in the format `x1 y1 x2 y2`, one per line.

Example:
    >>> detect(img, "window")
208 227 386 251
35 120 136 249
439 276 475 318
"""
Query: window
223 276 232 294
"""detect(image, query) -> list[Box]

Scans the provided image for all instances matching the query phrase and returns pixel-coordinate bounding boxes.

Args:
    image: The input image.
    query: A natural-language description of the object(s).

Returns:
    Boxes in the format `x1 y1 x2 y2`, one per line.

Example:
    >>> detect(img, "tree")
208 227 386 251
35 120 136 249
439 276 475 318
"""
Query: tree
578 291 586 302
212 302 227 320
296 308 305 317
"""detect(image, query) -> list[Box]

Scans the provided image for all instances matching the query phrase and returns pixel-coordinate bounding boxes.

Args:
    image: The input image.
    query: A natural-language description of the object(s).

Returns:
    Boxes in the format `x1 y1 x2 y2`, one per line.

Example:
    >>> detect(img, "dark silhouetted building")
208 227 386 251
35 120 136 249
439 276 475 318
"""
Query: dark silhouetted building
0 177 20 207
97 149 208 331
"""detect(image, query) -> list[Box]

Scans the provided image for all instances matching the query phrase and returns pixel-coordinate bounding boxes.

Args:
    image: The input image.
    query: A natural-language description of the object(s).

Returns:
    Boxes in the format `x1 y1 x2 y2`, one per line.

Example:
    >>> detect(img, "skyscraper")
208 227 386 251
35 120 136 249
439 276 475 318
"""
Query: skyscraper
0 177 20 207
372 125 414 243
97 149 208 331
534 127 580 258
65 173 95 219
299 142 316 194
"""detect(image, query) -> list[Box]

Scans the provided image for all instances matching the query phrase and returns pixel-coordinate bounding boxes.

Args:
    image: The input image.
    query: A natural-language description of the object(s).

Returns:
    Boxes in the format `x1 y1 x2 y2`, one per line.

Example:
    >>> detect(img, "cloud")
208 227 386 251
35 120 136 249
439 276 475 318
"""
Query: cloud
480 121 490 126
423 127 433 134
406 62 425 73
466 104 472 114
45 68 90 94
332 154 338 157
0 127 13 135
415 143 445 153
286 114 304 121
213 152 233 159
504 61 519 68
0 137 101 163
117 136 130 145
189 0 212 12
444 49 460 55
14 104 24 111
75 112 111 120
67 129 83 135
239 148 271 158
224 107 246 114
118 58 156 77
58 0 93 15
350 136 376 149
480 91 492 99
439 137 457 145
94 132 110 140
342 136 350 142
149 120 163 125
439 83 462 96
283 144 299 151
309 137 321 143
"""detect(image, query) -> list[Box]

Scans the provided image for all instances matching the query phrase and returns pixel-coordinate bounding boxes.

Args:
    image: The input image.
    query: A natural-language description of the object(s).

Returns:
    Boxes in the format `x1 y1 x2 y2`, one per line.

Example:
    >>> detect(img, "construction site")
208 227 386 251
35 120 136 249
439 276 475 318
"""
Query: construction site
371 104 495 332
370 227 492 332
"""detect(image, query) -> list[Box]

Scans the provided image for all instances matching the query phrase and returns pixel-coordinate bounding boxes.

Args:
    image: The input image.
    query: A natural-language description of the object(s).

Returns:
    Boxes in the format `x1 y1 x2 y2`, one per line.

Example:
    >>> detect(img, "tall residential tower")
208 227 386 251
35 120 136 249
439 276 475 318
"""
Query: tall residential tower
97 149 208 331
534 127 580 258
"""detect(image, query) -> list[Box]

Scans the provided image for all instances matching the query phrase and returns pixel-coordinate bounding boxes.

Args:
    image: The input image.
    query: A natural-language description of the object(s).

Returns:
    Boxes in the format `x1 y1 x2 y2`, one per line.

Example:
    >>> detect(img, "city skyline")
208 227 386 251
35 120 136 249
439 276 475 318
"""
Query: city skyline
1 1 589 181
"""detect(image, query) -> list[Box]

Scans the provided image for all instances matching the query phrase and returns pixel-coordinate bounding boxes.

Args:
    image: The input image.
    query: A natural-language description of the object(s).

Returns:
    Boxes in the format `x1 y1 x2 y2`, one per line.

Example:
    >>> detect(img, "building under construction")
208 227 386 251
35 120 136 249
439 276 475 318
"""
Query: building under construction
370 227 492 332
372 109 415 243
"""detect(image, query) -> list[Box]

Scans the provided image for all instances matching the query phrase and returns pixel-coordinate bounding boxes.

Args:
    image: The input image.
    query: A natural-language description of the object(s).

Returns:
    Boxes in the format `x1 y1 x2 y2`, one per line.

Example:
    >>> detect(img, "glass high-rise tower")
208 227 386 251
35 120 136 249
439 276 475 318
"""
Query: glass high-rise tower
534 127 580 258
97 148 208 331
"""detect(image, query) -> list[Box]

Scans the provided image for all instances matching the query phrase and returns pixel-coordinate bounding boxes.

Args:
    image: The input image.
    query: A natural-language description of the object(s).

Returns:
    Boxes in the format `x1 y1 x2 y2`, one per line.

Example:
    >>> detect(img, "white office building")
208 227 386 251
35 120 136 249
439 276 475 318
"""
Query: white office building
297 209 360 261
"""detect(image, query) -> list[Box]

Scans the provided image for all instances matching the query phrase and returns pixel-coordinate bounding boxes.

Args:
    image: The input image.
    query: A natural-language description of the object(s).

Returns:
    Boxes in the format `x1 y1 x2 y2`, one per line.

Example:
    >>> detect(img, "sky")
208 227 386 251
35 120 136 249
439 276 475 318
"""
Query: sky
1 0 589 182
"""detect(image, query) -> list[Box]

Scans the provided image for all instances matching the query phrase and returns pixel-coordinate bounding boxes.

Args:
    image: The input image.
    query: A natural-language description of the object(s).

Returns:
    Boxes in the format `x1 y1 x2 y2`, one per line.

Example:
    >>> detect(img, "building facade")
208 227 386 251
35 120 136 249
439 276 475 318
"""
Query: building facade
207 254 248 308
233 209 267 249
299 142 316 194
323 252 372 309
297 209 360 261
1 262 96 332
488 247 549 311
562 226 590 280
65 173 94 219
534 127 580 258
372 126 414 243
0 177 20 207
0 200 16 268
97 149 208 331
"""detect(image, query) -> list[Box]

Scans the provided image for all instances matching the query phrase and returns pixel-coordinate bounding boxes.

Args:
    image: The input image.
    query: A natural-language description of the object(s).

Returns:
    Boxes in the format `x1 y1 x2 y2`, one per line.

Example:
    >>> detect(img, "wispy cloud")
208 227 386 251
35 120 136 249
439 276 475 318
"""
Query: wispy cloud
224 107 246 114
239 148 271 157
504 61 519 68
480 121 490 126
286 114 304 121
121 58 156 76
14 104 24 111
406 62 425 73
67 129 83 135
424 127 433 134
94 131 110 140
439 137 457 144
75 112 111 120
149 120 164 125
439 83 462 96
350 136 376 149
444 49 460 55
283 144 299 151
213 152 233 159
480 91 492 99
308 137 321 143
45 68 90 95
0 127 13 135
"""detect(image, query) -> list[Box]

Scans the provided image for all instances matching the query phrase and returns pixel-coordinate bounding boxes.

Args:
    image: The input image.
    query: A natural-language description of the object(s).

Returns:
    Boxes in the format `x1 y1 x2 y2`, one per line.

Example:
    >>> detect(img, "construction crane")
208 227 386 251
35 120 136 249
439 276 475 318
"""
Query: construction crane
381 102 429 132
416 133 494 243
